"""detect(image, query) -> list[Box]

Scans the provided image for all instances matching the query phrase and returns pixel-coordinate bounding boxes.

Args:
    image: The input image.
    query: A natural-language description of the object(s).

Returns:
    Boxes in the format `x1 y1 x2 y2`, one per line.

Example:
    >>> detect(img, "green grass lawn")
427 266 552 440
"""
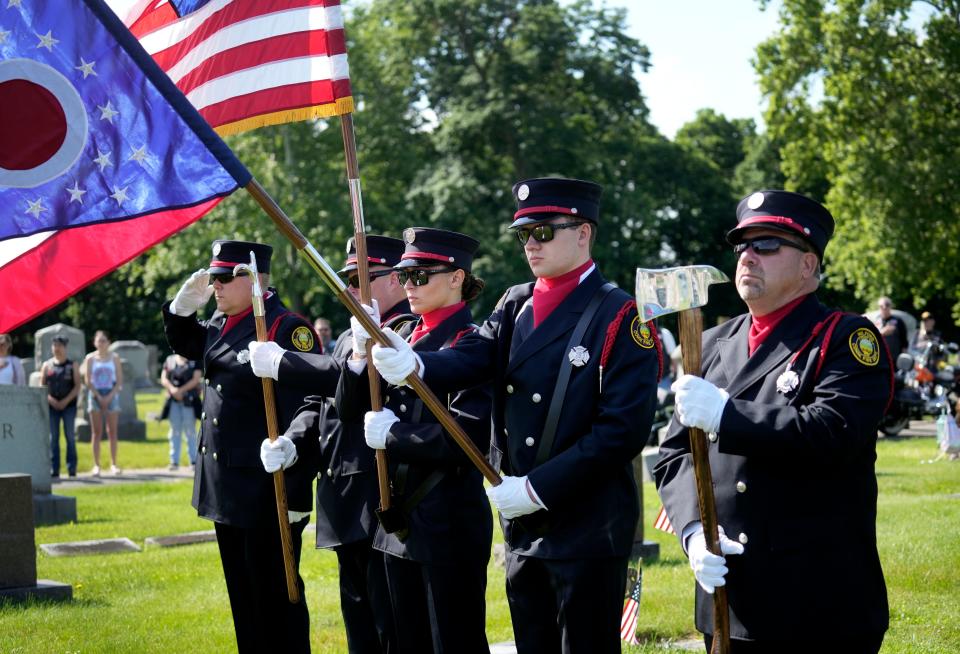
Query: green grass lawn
4 394 959 652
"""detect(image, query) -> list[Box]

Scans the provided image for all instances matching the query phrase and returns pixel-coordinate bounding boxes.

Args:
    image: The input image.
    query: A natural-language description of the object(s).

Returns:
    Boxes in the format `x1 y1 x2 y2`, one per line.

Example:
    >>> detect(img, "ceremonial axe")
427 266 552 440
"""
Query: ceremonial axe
636 265 731 654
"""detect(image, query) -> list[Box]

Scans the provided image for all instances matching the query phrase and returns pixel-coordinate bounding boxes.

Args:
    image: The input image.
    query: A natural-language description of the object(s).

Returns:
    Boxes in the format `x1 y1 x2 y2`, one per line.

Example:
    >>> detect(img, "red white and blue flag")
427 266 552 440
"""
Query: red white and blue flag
620 569 642 645
653 505 676 535
0 0 250 332
108 0 354 135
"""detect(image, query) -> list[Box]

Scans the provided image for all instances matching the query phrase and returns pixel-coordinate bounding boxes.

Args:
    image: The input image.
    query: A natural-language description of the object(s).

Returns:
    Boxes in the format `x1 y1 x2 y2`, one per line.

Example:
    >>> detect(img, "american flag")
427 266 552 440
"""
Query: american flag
620 568 642 645
107 0 354 135
653 505 676 535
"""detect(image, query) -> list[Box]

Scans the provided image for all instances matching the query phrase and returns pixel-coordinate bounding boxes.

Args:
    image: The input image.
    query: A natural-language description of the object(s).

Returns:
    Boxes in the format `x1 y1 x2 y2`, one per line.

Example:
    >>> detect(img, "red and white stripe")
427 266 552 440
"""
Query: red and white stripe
107 0 353 134
653 505 676 535
619 597 640 645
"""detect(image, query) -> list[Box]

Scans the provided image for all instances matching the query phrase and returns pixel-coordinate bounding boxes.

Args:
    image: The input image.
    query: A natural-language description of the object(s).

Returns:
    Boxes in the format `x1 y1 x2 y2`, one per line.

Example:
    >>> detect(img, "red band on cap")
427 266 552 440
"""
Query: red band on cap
737 215 808 237
513 205 577 220
401 252 454 263
209 260 244 268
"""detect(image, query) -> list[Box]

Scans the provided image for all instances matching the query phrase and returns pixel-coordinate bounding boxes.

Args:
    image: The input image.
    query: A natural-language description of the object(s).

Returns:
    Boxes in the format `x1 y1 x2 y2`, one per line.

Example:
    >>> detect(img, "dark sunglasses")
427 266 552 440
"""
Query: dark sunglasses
515 221 583 245
346 269 394 289
397 268 453 287
733 236 809 256
209 271 249 284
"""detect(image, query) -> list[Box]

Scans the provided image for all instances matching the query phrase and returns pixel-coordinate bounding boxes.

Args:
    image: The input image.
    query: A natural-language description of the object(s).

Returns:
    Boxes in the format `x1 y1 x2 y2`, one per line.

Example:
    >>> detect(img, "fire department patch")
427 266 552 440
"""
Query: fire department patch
630 316 656 349
849 328 880 366
291 326 315 352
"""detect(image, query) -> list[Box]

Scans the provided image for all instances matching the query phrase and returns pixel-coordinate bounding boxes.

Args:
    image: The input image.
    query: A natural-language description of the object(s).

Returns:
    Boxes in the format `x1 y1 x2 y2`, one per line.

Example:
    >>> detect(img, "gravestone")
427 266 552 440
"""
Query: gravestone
146 344 160 387
631 454 659 562
21 357 35 379
0 387 77 525
76 359 146 442
33 323 86 371
110 340 152 389
0 474 72 602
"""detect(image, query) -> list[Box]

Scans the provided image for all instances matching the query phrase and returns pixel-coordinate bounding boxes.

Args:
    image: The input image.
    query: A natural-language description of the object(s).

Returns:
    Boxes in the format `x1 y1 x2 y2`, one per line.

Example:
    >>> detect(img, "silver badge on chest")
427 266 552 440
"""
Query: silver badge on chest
568 345 590 367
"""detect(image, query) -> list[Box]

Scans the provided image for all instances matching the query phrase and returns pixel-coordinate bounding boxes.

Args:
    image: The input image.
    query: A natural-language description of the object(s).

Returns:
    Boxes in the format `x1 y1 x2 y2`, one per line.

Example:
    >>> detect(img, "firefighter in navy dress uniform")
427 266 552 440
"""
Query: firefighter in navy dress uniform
368 179 661 654
162 240 321 653
654 191 892 654
343 228 492 654
254 235 412 654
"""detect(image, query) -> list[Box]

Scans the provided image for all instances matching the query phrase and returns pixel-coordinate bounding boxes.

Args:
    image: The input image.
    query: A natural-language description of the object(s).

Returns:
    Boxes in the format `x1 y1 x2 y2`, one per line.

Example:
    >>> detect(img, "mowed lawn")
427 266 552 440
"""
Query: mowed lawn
1 393 958 652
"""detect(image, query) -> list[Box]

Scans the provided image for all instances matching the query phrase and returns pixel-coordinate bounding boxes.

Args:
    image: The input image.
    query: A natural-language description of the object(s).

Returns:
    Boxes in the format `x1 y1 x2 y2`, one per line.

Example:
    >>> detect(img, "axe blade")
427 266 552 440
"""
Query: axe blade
635 265 730 322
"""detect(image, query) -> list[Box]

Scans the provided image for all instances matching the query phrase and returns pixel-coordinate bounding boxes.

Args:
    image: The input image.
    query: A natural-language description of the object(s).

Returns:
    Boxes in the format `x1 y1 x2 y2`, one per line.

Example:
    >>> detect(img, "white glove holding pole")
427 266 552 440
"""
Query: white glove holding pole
248 341 285 380
363 407 399 450
672 374 729 434
171 269 213 316
686 524 744 594
259 436 298 473
486 475 544 519
350 300 380 357
371 328 423 386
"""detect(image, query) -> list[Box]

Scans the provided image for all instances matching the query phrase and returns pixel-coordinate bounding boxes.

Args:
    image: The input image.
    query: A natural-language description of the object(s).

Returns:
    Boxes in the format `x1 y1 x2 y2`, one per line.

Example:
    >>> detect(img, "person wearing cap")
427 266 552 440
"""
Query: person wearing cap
654 190 892 653
41 335 81 477
910 311 943 359
255 235 412 654
367 180 661 653
341 227 492 653
162 240 321 653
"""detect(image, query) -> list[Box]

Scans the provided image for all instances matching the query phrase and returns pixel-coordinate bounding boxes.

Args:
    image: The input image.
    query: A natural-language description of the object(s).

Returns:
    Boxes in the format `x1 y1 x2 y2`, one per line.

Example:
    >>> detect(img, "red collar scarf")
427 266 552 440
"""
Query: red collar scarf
409 301 465 344
747 294 809 356
532 260 594 328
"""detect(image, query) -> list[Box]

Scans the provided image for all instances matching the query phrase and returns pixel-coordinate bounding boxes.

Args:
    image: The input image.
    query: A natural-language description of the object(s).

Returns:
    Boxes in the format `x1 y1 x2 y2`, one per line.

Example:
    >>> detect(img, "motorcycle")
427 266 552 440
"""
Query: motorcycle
879 339 959 436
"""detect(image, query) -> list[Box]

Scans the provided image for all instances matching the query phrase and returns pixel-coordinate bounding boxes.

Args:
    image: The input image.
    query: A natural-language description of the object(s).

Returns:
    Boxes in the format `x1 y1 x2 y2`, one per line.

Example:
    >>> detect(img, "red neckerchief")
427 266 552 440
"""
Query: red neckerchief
748 294 810 356
409 301 465 344
532 259 594 328
221 291 272 337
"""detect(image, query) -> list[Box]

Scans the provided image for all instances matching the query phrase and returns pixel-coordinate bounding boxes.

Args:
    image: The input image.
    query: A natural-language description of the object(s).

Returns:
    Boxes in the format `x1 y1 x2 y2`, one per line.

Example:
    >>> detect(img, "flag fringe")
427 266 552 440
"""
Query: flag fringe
214 97 356 136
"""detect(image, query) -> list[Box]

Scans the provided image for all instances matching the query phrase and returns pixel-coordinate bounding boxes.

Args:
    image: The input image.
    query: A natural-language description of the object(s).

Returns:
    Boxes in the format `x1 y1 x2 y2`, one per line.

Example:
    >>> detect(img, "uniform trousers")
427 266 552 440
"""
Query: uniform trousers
505 550 628 654
214 518 310 654
335 538 395 654
704 632 884 654
383 553 489 654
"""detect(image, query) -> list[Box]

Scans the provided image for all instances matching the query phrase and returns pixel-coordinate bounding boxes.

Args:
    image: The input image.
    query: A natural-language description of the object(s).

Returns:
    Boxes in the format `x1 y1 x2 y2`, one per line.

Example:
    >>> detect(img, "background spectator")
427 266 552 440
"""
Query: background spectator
160 353 202 470
313 317 335 353
41 335 81 477
84 330 123 476
0 333 26 385
874 297 908 359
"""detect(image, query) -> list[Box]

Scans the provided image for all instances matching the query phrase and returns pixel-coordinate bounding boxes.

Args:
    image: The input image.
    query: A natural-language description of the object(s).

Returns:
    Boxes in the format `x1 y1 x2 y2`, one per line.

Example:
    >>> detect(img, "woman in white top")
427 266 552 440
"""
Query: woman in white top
84 330 123 476
0 333 26 385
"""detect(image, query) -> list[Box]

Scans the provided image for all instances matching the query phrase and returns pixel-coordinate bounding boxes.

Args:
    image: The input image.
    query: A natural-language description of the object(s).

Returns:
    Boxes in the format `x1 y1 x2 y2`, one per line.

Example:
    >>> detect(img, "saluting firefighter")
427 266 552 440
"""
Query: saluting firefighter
344 228 492 654
251 235 412 654
162 240 321 653
655 191 892 654
368 179 661 654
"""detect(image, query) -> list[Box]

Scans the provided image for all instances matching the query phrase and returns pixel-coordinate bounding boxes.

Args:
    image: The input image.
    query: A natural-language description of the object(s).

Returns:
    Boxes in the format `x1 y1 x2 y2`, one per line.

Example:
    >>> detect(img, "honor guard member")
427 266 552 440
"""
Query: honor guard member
655 191 892 654
256 235 412 654
162 240 321 654
369 179 661 654
344 228 492 653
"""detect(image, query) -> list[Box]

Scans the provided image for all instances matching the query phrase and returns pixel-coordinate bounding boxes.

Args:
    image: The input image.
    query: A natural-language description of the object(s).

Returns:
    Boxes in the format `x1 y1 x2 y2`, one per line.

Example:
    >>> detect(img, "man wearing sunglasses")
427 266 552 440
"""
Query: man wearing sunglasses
368 177 662 653
162 239 321 653
655 191 892 653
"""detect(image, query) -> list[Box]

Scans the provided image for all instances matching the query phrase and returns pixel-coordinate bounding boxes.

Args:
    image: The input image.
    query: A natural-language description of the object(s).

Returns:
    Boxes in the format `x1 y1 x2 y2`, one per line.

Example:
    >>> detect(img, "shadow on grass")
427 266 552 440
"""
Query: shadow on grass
0 595 109 610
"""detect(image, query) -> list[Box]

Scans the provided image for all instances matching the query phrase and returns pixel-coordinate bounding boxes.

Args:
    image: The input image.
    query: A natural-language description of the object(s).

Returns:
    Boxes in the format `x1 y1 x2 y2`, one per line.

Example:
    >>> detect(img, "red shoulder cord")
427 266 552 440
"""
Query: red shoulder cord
599 300 663 393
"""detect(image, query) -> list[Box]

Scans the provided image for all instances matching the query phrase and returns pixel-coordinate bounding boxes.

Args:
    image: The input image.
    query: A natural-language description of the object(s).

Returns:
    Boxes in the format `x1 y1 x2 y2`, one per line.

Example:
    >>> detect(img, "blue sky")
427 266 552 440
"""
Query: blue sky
607 0 782 137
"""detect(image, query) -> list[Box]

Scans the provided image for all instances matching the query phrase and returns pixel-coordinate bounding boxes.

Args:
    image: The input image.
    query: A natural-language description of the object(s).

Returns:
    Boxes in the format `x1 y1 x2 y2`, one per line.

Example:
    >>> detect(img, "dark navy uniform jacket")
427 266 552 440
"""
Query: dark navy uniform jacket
419 268 660 559
162 292 321 528
283 302 415 548
338 304 493 565
655 293 891 640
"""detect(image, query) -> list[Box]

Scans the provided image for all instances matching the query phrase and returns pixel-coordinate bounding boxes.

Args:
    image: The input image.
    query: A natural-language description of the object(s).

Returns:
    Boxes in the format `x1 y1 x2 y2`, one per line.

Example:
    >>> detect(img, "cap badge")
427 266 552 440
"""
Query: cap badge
747 192 765 210
212 242 221 256
517 184 530 201
568 345 590 367
345 237 355 254
403 228 416 244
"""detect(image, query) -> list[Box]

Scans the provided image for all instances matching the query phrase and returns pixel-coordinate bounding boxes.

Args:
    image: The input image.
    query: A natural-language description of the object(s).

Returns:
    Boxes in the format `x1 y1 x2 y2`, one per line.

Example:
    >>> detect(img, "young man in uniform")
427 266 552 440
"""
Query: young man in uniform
162 240 320 653
369 178 661 653
655 191 891 653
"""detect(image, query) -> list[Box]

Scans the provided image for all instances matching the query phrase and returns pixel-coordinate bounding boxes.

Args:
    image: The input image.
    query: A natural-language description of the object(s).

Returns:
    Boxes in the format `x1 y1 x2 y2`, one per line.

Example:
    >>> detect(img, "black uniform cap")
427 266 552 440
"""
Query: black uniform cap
338 235 406 275
727 190 835 260
395 227 480 272
208 240 273 274
510 177 603 228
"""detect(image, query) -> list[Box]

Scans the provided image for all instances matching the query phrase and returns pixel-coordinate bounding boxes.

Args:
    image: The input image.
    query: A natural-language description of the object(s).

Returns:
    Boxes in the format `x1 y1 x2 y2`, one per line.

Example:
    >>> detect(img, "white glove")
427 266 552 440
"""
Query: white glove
248 341 284 380
486 475 544 519
350 300 380 357
363 407 399 450
686 524 744 594
171 269 213 316
259 436 298 473
371 328 423 386
672 374 729 434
